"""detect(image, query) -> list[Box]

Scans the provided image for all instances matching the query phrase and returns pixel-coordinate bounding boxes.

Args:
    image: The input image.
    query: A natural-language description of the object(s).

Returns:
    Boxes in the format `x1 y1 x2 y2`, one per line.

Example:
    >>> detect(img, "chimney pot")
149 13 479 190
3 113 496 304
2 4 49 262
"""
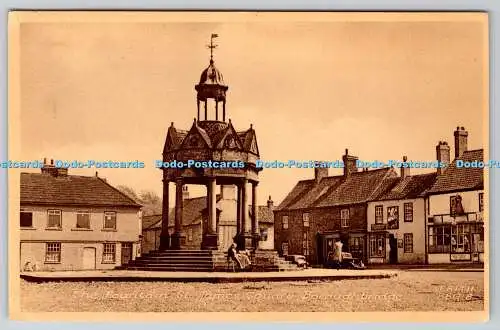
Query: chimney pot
314 161 328 184
95 171 98 177
50 159 54 165
342 150 358 177
267 195 274 210
436 141 451 175
454 126 468 158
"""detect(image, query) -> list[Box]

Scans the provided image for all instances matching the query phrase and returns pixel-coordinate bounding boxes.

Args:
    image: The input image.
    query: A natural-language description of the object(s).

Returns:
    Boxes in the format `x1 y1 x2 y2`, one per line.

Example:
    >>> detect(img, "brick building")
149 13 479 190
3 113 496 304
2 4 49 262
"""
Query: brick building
20 161 142 271
274 149 397 265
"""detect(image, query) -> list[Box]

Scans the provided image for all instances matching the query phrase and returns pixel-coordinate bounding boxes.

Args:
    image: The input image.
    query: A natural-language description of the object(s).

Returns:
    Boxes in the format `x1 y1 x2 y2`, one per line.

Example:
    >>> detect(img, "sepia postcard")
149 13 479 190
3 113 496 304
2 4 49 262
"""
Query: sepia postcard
8 11 489 322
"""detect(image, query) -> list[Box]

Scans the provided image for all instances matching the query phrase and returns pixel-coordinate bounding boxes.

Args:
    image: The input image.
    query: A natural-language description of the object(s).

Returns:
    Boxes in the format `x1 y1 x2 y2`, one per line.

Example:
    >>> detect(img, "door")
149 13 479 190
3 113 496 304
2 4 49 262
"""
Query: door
389 234 398 264
121 243 133 265
82 247 96 270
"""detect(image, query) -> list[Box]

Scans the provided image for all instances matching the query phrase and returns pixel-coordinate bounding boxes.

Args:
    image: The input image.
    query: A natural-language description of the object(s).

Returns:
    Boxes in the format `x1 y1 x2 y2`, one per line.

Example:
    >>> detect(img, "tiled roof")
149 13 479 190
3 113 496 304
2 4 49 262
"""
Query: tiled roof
20 173 142 208
315 168 398 207
277 168 398 210
376 172 438 201
250 205 274 223
142 214 163 230
427 149 484 194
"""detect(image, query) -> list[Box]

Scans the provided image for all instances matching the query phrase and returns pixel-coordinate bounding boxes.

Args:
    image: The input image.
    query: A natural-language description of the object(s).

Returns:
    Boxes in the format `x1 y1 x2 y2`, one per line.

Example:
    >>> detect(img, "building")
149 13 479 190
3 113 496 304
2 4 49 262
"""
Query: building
274 149 397 265
141 185 275 254
367 160 437 264
425 127 484 264
20 160 142 271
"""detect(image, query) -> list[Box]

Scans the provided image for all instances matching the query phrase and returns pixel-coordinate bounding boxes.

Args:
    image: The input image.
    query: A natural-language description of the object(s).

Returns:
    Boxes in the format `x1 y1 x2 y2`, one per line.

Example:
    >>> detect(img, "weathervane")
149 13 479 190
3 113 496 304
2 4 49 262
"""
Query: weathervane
207 33 219 63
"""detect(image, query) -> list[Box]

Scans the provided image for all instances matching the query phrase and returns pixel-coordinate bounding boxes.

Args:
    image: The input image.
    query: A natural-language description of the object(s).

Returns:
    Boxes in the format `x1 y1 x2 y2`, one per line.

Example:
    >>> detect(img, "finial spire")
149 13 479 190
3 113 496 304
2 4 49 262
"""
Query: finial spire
207 33 219 63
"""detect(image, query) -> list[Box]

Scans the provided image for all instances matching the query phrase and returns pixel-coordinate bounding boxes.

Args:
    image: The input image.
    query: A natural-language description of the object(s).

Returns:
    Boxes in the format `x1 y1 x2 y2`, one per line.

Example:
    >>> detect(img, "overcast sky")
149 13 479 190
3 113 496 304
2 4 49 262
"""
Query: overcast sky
18 13 487 205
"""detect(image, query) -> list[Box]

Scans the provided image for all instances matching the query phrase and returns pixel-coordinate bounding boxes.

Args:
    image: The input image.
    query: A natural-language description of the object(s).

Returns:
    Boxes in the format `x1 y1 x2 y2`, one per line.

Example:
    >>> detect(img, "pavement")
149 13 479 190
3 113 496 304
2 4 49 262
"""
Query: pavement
365 263 485 272
20 268 398 283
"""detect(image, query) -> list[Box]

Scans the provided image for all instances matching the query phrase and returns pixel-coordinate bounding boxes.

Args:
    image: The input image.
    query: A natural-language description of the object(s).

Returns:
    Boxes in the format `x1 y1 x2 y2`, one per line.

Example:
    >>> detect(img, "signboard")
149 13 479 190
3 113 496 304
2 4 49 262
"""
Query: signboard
450 253 471 261
397 239 403 248
371 223 387 231
387 206 399 229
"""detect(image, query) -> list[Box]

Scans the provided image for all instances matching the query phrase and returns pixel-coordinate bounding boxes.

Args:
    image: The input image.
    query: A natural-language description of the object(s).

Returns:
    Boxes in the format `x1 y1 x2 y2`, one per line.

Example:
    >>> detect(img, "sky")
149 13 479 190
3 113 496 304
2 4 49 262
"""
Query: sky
17 13 488 206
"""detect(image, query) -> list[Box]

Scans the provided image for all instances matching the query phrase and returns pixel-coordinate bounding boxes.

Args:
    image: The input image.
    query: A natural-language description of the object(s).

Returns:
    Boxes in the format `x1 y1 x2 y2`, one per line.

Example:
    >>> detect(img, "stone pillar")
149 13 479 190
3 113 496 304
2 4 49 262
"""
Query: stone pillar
234 183 242 245
202 178 218 250
159 179 170 250
170 178 186 249
251 182 260 249
238 179 253 249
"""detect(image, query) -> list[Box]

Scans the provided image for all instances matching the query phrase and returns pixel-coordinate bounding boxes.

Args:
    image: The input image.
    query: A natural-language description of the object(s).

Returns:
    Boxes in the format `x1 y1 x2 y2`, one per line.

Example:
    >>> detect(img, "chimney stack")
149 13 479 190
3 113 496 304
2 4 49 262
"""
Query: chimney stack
342 149 358 177
182 185 189 200
314 161 328 184
41 157 68 177
401 156 410 178
454 126 468 159
267 195 274 210
436 141 450 175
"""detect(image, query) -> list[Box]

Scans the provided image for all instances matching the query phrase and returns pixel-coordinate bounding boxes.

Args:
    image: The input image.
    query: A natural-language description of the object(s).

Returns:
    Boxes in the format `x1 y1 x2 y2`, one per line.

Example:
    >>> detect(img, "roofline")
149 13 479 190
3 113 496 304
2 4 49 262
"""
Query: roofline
426 186 484 196
95 177 143 208
20 201 142 209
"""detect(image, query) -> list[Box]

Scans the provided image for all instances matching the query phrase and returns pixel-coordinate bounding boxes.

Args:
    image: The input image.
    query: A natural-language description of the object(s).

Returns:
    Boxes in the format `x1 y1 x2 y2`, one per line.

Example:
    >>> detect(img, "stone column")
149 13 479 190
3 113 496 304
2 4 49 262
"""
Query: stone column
202 178 218 250
251 182 260 249
170 178 186 249
159 179 170 250
235 183 242 246
239 179 253 249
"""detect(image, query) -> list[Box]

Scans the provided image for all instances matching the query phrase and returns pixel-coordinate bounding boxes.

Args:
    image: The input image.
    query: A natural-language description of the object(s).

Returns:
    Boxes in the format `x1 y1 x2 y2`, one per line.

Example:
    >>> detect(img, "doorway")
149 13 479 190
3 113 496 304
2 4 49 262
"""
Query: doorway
121 243 133 265
389 234 398 264
82 247 96 270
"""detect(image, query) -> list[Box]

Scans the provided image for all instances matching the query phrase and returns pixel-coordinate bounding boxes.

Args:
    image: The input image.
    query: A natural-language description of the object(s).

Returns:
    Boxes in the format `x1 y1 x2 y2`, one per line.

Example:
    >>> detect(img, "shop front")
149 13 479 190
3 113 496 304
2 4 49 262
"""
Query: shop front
427 221 484 264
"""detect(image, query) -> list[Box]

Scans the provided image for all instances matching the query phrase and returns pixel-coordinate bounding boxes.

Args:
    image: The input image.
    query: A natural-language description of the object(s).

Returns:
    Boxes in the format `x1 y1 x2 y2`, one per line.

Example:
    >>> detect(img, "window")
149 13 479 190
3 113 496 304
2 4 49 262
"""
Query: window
20 210 33 227
45 243 61 263
47 210 62 228
479 193 484 212
341 209 350 227
375 205 383 224
281 242 289 256
404 203 413 222
451 224 472 253
104 212 117 230
369 234 385 257
260 228 268 241
187 228 193 241
349 237 364 259
387 206 399 229
404 233 413 253
302 213 310 227
428 225 451 253
76 211 90 229
302 232 310 256
282 216 289 229
102 243 116 263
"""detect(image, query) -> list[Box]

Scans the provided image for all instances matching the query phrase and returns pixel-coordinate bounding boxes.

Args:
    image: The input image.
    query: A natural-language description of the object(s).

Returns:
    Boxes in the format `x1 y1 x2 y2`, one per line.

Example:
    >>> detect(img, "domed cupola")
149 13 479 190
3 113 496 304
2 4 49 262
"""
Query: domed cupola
195 34 229 122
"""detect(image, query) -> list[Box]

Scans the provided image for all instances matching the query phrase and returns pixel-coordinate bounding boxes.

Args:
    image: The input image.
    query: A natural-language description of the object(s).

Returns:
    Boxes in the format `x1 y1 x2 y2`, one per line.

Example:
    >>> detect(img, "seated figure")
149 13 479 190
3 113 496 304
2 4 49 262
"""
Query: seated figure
227 243 251 270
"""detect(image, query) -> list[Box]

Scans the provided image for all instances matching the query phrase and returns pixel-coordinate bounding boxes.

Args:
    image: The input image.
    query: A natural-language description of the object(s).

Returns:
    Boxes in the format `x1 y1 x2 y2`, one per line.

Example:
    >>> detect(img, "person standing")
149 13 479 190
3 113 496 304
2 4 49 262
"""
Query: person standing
333 239 344 270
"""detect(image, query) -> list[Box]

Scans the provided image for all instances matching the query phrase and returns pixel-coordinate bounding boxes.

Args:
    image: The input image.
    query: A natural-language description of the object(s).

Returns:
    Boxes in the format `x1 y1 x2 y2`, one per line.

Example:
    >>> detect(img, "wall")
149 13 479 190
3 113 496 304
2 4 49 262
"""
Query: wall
274 204 367 264
258 223 274 250
428 190 483 215
20 205 142 242
20 241 140 271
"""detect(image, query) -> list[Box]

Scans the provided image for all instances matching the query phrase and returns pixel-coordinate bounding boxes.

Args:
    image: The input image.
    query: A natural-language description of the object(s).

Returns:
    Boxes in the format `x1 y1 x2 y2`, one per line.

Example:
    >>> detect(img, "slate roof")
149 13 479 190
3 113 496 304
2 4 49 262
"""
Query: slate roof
20 172 142 208
276 168 398 210
250 205 275 224
376 172 438 201
427 149 484 194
